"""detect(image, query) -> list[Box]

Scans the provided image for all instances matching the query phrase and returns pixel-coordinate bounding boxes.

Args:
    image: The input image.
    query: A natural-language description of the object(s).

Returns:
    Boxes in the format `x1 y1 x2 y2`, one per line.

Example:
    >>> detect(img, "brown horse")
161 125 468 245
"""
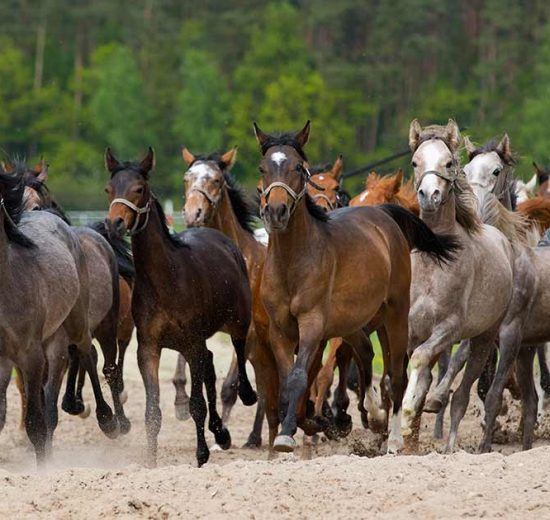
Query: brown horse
532 162 550 200
349 170 420 215
181 146 276 448
254 121 458 453
105 147 256 467
305 156 347 212
518 197 550 234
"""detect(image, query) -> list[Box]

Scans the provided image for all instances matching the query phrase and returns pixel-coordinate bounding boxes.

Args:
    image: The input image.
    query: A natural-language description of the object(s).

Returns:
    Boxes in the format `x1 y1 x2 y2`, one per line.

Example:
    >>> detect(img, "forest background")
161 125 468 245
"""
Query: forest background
1 0 549 209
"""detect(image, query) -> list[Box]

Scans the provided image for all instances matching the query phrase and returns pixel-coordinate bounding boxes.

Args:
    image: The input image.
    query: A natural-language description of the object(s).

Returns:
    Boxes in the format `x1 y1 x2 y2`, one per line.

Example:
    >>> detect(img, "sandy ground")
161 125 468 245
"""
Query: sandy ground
1 335 550 519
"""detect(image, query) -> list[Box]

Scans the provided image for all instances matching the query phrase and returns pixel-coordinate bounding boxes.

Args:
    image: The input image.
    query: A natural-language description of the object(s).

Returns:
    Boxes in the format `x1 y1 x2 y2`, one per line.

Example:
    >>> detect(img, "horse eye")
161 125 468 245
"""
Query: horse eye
258 167 264 173
492 168 501 176
136 186 144 194
411 161 417 168
446 161 452 168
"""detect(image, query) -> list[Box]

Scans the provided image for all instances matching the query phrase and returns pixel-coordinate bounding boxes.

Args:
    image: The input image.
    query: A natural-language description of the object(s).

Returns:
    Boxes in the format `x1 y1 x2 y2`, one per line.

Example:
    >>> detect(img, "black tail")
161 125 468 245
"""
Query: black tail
380 203 461 264
87 220 135 283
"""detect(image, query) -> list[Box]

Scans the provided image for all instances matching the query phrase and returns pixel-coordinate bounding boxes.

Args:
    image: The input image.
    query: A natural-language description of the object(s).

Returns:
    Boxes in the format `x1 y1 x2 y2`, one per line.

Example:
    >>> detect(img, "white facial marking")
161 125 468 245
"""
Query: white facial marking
318 175 325 180
188 161 216 181
359 191 368 202
464 151 502 202
270 151 287 166
413 140 453 201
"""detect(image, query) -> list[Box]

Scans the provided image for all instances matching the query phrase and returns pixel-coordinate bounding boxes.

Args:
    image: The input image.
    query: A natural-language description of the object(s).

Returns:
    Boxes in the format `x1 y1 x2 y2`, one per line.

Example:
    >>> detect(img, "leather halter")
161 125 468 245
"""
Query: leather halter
0 198 17 228
312 192 336 210
109 197 151 235
187 186 221 207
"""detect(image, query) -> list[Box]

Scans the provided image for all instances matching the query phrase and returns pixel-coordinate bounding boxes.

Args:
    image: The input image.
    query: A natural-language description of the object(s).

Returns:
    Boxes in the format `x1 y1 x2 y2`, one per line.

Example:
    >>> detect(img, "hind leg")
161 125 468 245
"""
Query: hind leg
447 335 494 453
231 336 257 406
433 346 451 440
187 348 210 467
332 340 354 437
116 339 130 404
220 354 238 424
173 353 190 421
203 348 231 450
61 346 86 416
79 347 118 439
516 346 538 450
0 357 12 433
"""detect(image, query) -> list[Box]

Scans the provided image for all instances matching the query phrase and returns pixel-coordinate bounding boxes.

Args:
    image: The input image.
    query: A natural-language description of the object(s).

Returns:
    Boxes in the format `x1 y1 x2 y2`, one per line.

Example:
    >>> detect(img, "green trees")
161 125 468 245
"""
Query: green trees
0 0 549 208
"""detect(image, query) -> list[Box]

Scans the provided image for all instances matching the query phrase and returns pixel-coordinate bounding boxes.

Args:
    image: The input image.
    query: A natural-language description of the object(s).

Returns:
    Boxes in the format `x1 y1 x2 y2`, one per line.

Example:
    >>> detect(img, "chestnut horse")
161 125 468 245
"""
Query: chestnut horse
105 148 256 466
306 156 349 212
181 146 275 448
532 162 550 200
350 170 419 215
254 121 458 453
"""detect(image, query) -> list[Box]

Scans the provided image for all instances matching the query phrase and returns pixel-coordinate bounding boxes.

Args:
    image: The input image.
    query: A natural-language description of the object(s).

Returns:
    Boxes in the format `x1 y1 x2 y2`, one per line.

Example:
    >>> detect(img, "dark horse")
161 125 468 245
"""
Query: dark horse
105 147 256 466
254 121 459 453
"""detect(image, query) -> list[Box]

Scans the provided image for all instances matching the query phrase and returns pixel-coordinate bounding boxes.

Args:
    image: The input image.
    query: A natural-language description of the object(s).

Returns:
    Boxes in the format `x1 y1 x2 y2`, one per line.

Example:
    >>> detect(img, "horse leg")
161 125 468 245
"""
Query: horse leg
402 319 459 438
231 337 257 406
447 335 495 453
61 345 85 416
0 357 12 433
516 346 538 450
137 340 162 467
173 353 190 421
274 317 323 452
187 348 210 467
75 359 90 418
43 335 69 450
95 320 131 434
22 351 48 466
117 339 130 404
203 348 231 450
478 322 523 453
79 347 119 439
433 346 451 440
15 367 26 430
477 347 497 403
220 353 239 424
332 340 354 437
425 339 470 413
315 339 339 418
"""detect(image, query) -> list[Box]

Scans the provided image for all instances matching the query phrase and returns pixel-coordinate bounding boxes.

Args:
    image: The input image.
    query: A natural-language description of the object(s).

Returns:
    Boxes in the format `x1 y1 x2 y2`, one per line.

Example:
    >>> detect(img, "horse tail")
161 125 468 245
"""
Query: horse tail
380 203 461 264
87 221 135 284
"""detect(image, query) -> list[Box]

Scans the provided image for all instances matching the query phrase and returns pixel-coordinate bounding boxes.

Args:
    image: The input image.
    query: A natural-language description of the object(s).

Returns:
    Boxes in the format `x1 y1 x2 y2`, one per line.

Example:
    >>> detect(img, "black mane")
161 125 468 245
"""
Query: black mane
190 151 227 171
223 172 258 234
110 160 150 178
22 168 71 224
309 163 332 175
469 138 516 165
260 132 308 162
305 193 330 222
0 161 35 248
153 198 190 249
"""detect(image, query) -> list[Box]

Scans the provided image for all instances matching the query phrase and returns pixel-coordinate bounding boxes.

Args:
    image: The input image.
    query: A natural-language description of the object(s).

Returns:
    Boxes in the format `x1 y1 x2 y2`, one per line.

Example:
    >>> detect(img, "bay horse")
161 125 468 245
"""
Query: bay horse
0 158 131 436
350 170 420 216
254 121 458 453
532 162 550 200
404 120 530 453
0 165 116 464
181 145 274 448
105 147 256 466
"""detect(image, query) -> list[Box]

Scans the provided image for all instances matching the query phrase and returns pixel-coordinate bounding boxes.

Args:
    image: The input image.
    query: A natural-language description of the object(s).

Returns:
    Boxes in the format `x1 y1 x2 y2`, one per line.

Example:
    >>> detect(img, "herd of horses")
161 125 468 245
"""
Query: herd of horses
3 118 550 468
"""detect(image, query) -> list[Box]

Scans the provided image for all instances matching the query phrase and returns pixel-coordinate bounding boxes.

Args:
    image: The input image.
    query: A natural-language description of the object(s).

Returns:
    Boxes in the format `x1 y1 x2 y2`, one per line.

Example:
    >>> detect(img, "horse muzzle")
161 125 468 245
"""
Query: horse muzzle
262 202 290 232
105 217 127 239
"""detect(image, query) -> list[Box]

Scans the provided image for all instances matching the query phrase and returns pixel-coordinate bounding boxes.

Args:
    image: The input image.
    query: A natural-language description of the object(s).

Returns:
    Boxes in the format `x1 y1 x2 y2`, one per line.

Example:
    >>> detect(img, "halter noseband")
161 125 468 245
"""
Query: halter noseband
109 197 151 235
312 192 336 210
187 186 221 207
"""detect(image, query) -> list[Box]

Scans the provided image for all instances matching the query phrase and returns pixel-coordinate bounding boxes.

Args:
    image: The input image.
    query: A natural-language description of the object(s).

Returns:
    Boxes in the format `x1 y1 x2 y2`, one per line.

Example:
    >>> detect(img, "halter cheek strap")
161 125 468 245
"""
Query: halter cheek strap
261 181 307 216
188 186 222 207
415 167 459 206
311 192 335 210
109 197 151 235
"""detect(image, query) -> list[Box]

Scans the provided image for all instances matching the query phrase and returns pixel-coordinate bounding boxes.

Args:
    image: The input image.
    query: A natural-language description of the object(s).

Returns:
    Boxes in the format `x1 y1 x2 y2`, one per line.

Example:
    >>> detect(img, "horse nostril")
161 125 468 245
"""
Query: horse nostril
113 217 125 231
195 208 202 220
432 189 441 201
418 189 425 198
276 204 288 219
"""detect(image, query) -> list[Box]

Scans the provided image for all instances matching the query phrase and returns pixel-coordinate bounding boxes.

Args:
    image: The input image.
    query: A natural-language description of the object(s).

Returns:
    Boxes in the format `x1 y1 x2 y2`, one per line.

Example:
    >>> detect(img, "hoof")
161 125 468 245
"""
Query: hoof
175 402 191 421
99 415 119 439
197 449 210 467
424 397 443 414
61 398 85 416
119 389 128 405
387 439 404 454
214 427 232 450
335 414 353 438
273 434 296 453
79 403 91 419
242 435 262 449
238 386 258 407
210 443 222 452
368 412 387 434
118 416 131 435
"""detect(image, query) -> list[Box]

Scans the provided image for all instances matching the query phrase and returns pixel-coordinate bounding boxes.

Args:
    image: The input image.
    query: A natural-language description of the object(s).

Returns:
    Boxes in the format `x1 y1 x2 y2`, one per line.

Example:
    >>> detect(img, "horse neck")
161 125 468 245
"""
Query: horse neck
420 194 459 234
267 198 320 273
131 201 177 281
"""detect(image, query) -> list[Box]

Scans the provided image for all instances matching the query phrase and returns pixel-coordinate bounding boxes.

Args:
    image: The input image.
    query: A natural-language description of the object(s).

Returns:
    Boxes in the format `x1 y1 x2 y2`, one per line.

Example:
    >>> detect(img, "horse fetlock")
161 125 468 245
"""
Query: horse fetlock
273 434 296 453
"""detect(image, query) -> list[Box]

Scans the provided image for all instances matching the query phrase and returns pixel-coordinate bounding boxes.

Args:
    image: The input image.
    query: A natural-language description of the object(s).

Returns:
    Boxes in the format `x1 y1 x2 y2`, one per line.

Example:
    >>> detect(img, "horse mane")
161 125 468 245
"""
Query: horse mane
396 178 420 216
305 193 330 221
191 151 227 171
153 198 190 249
479 192 530 245
469 138 516 166
0 161 35 248
110 161 149 179
309 163 332 175
452 172 483 234
223 172 259 234
259 132 308 162
415 125 456 151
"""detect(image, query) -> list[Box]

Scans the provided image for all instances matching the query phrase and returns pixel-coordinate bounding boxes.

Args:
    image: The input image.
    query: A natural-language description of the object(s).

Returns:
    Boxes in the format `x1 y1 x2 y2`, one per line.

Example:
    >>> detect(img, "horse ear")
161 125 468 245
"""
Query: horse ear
35 158 49 183
393 169 404 191
463 136 476 157
366 171 378 189
181 147 195 166
105 147 120 173
253 122 269 148
496 133 511 159
140 147 155 173
221 147 238 170
526 172 538 191
331 155 343 181
2 161 15 174
295 120 311 148
408 119 422 151
446 119 460 150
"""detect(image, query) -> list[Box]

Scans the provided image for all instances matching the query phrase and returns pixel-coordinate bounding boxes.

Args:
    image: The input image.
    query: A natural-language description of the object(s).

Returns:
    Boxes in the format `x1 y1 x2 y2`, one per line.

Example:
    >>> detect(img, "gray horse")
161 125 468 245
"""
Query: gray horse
401 119 516 451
